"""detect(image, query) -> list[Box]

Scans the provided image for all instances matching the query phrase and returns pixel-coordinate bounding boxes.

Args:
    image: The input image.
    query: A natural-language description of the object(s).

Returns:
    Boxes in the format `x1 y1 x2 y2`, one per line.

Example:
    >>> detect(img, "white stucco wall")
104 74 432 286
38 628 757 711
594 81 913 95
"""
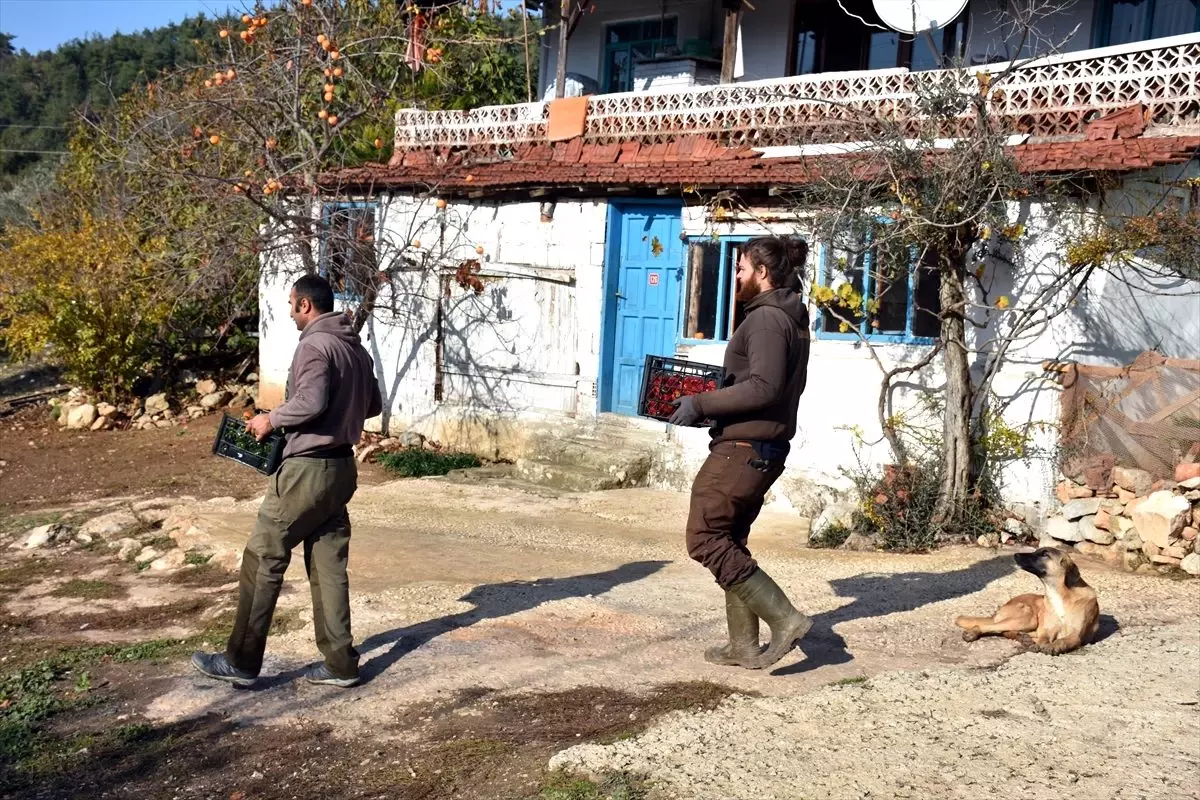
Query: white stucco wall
258 197 610 452
259 166 1198 505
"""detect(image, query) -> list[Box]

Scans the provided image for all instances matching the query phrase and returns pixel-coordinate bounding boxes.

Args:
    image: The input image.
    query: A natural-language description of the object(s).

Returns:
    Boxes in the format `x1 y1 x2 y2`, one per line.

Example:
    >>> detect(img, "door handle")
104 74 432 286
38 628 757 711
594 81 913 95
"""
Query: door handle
614 292 625 299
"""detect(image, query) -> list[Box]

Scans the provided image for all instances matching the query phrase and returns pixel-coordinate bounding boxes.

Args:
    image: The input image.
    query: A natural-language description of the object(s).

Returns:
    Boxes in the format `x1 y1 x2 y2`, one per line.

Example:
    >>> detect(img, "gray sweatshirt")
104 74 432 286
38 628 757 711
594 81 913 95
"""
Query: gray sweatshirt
268 312 383 459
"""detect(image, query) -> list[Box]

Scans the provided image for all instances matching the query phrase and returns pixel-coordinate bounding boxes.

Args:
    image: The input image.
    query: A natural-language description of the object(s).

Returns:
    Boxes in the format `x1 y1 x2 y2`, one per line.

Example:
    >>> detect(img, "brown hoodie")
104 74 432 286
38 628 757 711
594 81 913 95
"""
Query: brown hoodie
268 311 383 459
692 288 810 445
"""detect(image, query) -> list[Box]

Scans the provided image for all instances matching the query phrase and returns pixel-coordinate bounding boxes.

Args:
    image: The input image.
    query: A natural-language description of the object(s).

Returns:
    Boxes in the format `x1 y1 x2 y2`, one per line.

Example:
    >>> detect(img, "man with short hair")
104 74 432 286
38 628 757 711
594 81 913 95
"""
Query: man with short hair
193 274 382 688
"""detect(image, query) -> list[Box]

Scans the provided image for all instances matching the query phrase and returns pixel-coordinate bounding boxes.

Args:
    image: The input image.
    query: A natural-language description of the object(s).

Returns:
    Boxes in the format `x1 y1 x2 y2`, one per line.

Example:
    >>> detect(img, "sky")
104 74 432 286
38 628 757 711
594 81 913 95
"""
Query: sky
0 0 247 54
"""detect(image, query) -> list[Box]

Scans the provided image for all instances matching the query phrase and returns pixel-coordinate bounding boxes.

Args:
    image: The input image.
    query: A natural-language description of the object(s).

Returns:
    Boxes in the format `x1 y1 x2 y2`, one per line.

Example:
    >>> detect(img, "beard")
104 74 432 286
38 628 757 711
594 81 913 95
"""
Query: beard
735 275 765 303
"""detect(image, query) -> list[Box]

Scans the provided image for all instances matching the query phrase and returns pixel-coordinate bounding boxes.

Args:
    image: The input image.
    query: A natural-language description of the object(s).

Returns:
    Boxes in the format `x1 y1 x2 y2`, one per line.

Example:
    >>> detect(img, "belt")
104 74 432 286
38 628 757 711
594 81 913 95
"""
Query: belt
289 444 354 460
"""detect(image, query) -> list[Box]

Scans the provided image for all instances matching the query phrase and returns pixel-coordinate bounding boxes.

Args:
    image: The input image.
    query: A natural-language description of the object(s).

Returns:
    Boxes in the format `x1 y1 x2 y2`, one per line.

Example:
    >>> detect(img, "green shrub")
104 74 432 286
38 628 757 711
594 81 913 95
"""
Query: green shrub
376 447 481 478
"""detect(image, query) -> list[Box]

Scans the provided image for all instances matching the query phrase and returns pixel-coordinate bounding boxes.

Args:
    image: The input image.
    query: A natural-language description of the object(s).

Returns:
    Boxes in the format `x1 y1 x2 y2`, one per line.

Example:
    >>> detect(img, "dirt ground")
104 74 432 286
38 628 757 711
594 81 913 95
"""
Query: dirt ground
2 419 1198 799
0 408 390 512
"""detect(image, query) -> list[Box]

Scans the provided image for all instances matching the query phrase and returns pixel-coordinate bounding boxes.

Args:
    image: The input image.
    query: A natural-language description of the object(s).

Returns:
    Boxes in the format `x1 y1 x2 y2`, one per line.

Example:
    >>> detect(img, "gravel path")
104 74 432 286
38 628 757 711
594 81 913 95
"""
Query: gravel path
552 621 1200 800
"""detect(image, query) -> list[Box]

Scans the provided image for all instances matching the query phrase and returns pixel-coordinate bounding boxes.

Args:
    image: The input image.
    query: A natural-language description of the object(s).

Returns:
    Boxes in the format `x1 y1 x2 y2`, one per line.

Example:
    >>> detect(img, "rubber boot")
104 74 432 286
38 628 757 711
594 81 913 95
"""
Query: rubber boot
703 590 761 667
729 568 812 669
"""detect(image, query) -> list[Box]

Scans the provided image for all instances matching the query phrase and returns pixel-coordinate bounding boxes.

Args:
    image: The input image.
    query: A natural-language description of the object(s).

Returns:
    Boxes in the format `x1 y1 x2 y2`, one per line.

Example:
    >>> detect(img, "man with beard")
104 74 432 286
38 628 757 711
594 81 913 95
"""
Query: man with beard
670 236 813 670
192 274 382 688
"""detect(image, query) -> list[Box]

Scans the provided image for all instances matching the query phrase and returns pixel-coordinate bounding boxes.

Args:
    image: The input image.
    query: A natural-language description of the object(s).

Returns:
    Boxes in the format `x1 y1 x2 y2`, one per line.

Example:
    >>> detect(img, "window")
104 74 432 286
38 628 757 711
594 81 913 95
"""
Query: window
603 17 678 93
1095 0 1199 46
791 0 967 75
816 225 941 343
320 203 377 298
682 237 750 342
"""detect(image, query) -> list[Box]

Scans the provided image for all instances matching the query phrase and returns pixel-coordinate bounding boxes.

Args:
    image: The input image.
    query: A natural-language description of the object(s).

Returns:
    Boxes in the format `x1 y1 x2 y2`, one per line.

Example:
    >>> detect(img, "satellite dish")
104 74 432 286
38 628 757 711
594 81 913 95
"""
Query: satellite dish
871 0 968 33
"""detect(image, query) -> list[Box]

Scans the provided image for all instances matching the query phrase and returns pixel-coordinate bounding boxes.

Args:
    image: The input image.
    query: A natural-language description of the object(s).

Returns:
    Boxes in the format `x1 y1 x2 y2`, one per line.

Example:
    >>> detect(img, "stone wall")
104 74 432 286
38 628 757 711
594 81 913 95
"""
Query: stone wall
1041 459 1200 576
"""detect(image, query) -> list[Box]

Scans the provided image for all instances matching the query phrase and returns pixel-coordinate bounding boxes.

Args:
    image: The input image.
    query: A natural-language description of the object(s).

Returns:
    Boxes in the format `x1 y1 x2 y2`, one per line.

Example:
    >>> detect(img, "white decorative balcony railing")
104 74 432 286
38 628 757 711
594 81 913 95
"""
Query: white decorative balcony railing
393 34 1200 151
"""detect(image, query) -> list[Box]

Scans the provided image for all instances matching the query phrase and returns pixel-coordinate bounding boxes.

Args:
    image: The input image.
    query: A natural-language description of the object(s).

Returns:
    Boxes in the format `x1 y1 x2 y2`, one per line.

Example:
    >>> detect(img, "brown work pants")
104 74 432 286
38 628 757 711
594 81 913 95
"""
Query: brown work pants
226 455 360 679
685 440 786 589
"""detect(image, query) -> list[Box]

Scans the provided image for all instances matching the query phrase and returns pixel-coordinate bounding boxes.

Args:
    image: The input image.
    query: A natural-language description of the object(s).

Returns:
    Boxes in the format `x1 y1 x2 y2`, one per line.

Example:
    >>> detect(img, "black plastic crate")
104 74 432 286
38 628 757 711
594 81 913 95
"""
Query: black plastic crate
212 413 285 475
638 355 724 426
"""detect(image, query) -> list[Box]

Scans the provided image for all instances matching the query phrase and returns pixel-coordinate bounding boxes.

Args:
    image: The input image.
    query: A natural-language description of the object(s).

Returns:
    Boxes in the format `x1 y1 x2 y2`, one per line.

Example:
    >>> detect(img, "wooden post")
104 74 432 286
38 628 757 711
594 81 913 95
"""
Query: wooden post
521 0 532 102
720 1 743 84
555 0 570 99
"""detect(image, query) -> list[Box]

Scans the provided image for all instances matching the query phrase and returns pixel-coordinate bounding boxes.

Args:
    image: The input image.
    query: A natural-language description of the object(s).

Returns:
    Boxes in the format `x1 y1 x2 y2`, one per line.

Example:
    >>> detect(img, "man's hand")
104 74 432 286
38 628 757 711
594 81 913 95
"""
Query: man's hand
669 395 703 427
245 413 275 442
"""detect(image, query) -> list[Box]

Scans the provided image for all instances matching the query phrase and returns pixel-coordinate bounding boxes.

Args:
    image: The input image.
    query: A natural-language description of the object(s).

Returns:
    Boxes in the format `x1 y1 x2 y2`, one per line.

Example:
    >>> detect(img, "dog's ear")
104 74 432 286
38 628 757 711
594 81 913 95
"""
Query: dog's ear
1060 554 1086 587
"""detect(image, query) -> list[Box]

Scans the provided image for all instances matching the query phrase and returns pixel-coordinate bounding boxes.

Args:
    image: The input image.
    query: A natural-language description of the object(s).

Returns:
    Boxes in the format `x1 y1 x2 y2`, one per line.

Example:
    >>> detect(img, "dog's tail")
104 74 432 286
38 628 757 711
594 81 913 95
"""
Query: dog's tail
954 615 992 630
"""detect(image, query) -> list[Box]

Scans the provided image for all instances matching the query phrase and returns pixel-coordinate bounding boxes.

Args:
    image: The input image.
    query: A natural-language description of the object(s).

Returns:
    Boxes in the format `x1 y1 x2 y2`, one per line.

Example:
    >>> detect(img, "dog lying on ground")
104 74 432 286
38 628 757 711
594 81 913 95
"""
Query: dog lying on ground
955 547 1100 655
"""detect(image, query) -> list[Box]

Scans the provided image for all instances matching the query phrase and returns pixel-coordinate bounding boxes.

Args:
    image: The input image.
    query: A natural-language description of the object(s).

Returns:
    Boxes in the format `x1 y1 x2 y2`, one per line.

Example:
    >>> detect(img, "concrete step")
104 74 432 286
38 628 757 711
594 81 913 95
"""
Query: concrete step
442 465 566 499
513 459 638 493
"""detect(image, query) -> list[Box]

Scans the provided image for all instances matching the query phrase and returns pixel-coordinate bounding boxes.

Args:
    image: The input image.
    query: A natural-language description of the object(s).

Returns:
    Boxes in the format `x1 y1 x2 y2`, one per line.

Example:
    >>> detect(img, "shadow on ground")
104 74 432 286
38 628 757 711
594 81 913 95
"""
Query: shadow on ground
355 560 670 684
775 555 1018 676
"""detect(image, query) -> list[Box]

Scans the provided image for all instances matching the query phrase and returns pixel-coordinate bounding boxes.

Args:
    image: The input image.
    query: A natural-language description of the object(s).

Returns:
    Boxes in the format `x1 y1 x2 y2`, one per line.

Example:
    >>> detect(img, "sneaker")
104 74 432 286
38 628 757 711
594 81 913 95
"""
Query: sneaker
304 663 360 688
191 652 257 688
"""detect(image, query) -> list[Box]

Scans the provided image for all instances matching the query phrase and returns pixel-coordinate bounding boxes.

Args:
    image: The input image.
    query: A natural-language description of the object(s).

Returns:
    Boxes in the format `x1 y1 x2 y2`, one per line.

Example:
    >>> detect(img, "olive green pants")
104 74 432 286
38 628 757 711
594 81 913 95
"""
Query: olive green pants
225 455 359 679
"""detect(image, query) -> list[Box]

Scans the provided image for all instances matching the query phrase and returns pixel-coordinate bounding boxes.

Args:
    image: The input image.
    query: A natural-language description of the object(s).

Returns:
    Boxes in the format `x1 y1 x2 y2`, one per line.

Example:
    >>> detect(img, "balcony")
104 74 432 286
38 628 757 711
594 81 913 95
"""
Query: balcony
393 34 1200 152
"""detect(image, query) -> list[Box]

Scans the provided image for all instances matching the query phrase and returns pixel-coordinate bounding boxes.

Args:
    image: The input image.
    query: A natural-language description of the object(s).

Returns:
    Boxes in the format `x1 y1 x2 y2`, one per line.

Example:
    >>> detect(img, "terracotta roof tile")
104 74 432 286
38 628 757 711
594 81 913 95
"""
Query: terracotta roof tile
323 135 1199 194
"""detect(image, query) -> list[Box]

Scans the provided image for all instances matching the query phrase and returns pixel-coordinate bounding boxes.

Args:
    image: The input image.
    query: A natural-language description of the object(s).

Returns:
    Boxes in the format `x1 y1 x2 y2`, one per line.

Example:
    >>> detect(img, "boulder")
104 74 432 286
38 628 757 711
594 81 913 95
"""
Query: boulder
1150 554 1182 567
195 379 218 396
1181 552 1200 576
1182 526 1198 542
1180 476 1200 491
65 403 98 430
1114 487 1137 503
1061 498 1102 521
144 393 170 415
1162 544 1189 560
96 402 118 418
976 533 1001 548
1175 463 1200 484
814 500 857 535
1142 540 1161 559
22 523 70 549
1074 541 1103 557
80 510 140 539
1079 515 1115 545
200 391 233 410
1093 508 1111 531
839 532 879 552
90 416 113 432
134 546 161 564
1113 466 1153 496
1003 517 1030 539
115 538 142 561
226 393 254 411
1082 454 1117 492
1131 490 1191 549
399 430 427 449
149 549 187 571
1046 517 1083 543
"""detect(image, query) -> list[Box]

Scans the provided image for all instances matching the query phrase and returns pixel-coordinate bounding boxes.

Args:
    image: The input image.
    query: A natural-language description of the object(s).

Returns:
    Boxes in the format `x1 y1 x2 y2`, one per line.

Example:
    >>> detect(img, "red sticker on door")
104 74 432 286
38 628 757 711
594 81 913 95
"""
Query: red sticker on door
648 273 660 286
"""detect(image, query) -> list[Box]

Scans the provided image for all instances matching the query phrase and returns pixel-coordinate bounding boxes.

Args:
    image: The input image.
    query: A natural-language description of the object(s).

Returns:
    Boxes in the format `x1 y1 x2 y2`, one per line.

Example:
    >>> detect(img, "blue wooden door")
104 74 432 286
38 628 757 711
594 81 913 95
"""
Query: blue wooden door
605 203 683 416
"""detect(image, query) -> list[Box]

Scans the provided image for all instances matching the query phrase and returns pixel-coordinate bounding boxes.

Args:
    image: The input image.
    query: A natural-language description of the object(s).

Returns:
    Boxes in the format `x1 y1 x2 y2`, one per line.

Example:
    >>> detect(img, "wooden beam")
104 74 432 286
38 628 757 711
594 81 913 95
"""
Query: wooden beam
555 0 569 99
720 2 744 84
530 187 550 197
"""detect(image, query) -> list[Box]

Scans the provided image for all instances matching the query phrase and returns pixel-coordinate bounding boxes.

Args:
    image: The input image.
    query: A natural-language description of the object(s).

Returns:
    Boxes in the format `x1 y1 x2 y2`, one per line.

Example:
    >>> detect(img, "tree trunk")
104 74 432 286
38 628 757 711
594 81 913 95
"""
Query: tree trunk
933 255 972 530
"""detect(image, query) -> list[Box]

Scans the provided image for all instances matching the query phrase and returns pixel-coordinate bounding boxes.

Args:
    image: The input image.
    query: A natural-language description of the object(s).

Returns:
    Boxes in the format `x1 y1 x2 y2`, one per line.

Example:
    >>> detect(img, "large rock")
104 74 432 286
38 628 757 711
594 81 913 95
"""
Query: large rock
115 538 142 561
814 500 857 535
134 546 161 564
65 403 98 430
200 391 233 410
1061 498 1102 521
1175 463 1200 483
1064 453 1116 492
839 532 879 552
149 549 187 571
226 392 254 411
1113 466 1153 496
1112 515 1139 544
195 379 218 396
1046 517 1083 543
96 402 117 418
1181 552 1200 576
144 393 170 415
90 416 113 432
1079 515 1115 545
1131 490 1191 549
22 523 70 549
79 510 140 539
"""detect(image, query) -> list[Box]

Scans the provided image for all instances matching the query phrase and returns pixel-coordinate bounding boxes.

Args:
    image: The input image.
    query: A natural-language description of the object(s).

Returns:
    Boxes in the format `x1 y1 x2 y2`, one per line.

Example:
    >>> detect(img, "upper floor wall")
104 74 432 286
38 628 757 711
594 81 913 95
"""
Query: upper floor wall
538 0 1199 97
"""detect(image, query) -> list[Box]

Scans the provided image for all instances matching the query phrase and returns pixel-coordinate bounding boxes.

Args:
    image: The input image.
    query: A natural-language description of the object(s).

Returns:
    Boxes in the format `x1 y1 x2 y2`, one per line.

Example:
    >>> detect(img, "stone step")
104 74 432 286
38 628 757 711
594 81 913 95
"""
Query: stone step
513 459 639 493
442 465 567 498
523 435 655 474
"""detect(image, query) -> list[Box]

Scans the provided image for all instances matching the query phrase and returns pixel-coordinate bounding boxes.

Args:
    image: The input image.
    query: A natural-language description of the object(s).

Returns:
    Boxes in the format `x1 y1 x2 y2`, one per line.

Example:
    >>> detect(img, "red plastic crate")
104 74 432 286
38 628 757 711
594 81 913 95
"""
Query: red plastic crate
638 355 724 426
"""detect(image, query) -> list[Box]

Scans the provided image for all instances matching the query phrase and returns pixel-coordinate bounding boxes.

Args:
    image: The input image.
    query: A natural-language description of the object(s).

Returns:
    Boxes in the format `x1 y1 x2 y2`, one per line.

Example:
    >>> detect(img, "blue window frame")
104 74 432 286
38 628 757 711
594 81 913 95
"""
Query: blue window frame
680 236 750 343
319 201 378 299
814 226 941 345
603 17 678 93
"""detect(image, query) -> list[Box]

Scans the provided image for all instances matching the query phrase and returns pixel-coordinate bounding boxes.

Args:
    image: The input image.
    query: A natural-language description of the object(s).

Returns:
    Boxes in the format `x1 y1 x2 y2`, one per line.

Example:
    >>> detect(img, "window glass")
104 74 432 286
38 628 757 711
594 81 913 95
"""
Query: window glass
685 242 721 340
